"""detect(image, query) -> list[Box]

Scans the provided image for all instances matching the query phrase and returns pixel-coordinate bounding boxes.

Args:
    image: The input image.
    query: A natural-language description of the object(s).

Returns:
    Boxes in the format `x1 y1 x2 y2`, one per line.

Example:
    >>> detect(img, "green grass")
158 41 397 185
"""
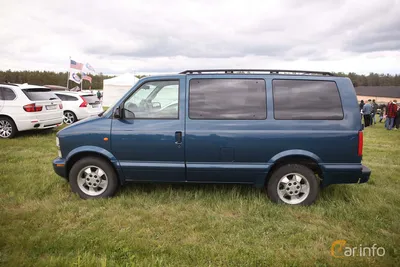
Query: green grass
0 123 399 266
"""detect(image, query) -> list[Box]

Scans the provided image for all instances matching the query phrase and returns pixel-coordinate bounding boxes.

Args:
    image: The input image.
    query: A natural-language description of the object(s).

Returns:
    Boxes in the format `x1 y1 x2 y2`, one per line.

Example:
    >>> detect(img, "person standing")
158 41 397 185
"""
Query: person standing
379 106 386 123
362 99 372 127
394 103 400 130
359 100 365 111
371 99 378 125
359 100 365 120
386 100 397 130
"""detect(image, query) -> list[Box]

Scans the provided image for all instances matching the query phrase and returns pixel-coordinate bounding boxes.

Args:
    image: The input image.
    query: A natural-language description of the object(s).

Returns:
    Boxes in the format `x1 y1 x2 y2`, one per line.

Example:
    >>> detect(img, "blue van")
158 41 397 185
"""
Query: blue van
53 69 371 205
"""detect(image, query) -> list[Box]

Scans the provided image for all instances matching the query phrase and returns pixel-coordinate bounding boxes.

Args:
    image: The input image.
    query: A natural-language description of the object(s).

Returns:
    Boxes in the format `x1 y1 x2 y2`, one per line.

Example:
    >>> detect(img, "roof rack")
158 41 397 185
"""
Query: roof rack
0 82 18 86
179 69 334 76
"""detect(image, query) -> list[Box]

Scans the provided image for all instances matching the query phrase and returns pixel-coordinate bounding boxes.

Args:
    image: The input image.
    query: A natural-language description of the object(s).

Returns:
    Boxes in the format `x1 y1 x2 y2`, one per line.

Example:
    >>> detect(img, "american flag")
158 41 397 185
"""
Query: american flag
70 59 83 70
82 72 92 83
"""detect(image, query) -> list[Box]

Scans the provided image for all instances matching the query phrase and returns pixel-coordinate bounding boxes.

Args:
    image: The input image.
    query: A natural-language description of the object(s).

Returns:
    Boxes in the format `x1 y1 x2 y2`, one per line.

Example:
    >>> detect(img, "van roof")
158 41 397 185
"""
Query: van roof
179 69 335 76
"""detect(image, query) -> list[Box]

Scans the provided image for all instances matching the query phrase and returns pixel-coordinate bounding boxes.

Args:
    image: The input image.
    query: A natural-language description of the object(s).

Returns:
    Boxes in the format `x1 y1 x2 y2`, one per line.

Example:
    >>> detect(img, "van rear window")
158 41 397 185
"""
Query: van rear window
272 80 344 120
22 88 59 101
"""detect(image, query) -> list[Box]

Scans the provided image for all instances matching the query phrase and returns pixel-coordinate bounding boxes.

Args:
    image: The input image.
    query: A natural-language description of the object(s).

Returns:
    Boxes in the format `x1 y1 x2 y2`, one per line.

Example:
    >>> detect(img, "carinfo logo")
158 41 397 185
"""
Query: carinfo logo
331 240 385 258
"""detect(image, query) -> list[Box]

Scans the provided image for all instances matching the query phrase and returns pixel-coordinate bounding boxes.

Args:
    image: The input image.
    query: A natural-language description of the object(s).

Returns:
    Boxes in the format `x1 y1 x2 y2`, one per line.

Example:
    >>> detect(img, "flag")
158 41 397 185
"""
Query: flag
84 63 95 73
70 59 83 70
69 71 81 84
82 72 92 83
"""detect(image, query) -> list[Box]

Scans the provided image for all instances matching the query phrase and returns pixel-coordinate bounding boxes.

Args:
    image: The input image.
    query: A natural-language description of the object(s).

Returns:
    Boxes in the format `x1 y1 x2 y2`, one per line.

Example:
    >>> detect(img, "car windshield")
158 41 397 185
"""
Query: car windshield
22 88 59 101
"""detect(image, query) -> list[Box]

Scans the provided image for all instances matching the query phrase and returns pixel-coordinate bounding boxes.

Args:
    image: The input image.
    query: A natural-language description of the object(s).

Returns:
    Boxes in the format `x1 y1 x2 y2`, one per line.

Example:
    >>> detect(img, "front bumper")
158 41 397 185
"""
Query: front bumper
53 157 67 179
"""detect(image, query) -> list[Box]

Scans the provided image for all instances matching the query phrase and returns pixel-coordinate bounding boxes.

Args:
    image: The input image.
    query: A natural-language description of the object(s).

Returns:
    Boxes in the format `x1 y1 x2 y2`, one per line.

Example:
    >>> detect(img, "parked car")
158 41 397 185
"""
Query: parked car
54 91 103 124
0 83 63 139
53 69 371 205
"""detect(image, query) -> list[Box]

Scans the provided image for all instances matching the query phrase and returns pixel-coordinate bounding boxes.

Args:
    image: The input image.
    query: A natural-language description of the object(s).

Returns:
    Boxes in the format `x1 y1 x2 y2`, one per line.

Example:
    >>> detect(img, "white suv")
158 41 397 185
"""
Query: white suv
0 83 63 138
54 91 103 124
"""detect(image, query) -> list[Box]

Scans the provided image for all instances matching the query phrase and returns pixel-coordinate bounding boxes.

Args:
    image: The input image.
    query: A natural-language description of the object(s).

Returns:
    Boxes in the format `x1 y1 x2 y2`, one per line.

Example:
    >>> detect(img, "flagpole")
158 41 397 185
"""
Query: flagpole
67 56 71 90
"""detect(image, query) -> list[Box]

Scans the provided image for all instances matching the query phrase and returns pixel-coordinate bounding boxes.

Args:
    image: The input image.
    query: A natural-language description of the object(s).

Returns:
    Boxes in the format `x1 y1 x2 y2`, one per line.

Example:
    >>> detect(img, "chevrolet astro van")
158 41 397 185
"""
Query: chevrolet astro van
53 69 371 205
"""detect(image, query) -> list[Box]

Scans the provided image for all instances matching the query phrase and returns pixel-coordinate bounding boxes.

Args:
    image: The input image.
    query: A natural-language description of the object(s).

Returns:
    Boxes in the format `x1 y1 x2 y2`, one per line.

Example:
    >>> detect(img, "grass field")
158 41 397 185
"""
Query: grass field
0 122 399 266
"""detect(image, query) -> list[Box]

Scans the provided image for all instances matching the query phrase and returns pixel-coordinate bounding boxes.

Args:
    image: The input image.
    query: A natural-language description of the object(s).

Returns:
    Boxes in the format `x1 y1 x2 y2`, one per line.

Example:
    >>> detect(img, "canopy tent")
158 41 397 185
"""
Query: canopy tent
102 73 139 107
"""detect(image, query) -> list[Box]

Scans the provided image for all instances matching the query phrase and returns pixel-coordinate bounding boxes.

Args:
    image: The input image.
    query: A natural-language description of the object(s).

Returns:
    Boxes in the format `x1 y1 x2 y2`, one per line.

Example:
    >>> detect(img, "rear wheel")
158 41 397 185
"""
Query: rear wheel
63 111 77 124
0 117 17 139
267 164 319 205
69 157 119 199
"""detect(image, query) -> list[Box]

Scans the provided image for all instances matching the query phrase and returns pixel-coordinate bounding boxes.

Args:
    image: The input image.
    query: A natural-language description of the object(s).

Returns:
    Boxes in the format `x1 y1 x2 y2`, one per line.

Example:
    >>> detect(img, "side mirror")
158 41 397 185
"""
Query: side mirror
114 107 121 119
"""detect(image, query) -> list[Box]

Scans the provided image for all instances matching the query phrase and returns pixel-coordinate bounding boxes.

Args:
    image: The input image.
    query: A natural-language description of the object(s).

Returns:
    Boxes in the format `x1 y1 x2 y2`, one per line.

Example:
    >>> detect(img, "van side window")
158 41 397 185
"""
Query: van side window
272 80 344 120
123 80 179 119
189 79 266 120
0 88 16 101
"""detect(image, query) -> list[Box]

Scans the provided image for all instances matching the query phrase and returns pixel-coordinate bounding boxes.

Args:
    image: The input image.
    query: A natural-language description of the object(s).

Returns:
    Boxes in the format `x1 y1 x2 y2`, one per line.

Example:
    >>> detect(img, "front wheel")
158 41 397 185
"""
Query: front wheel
267 164 319 205
69 157 119 199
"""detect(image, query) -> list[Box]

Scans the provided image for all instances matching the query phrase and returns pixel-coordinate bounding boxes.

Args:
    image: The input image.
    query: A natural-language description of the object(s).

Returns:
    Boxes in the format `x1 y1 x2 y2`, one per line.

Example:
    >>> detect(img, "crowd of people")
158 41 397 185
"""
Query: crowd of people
360 99 400 130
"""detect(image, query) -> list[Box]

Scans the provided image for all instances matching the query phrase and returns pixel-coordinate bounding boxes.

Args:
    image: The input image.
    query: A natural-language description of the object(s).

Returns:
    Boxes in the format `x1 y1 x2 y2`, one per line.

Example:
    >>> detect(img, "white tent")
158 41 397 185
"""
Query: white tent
102 73 139 107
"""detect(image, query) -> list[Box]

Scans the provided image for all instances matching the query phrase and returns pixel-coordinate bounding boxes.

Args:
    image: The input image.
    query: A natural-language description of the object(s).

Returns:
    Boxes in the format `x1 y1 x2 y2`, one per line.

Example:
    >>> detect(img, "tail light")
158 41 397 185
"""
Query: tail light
358 131 363 156
79 96 88 108
59 103 63 109
23 103 43 112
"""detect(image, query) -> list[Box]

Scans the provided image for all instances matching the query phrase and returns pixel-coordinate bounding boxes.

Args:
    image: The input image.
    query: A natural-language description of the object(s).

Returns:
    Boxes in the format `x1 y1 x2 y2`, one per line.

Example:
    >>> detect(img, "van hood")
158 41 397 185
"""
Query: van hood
57 116 106 137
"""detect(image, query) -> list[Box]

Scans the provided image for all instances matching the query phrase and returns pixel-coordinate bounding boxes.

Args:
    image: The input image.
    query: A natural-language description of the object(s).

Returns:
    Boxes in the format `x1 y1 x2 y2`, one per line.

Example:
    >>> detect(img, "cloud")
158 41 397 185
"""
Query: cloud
0 0 399 74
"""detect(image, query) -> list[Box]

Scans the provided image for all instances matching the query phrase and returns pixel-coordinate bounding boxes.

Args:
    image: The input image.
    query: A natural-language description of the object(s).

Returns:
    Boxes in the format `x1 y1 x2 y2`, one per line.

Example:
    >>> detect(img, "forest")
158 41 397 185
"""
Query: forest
1 70 400 88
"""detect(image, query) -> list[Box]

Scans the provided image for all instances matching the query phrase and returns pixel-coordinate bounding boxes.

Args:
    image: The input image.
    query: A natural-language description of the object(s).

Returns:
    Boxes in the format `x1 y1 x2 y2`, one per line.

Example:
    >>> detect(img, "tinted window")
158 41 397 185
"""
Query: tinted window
3 88 16 100
0 87 17 100
56 94 78 101
22 88 59 101
123 80 179 119
82 95 100 104
272 80 343 120
189 79 266 120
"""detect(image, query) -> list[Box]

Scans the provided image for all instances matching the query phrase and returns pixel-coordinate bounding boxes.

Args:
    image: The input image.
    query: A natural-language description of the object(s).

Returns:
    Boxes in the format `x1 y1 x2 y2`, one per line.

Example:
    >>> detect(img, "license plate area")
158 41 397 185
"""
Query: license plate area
46 105 57 110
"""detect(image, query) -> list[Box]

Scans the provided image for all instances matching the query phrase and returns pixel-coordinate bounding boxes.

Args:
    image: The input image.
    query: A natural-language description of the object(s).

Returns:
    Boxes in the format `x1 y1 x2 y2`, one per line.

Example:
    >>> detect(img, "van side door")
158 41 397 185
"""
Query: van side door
110 77 186 182
185 76 268 184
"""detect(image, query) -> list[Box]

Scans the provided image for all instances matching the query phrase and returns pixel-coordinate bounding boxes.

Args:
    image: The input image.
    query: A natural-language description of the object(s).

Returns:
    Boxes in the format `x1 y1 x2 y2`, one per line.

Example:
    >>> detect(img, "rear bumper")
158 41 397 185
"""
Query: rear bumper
321 163 371 187
359 165 371 183
17 117 63 131
53 157 67 179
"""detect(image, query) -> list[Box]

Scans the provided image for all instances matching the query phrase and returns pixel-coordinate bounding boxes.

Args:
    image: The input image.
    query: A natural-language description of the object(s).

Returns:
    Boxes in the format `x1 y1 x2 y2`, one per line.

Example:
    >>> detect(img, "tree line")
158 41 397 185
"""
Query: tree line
333 72 400 87
0 70 118 89
1 70 400 88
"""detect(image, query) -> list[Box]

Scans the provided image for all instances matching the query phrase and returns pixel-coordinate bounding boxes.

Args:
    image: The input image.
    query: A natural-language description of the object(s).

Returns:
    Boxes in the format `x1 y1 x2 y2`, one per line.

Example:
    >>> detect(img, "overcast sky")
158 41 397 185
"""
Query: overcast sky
1 0 400 75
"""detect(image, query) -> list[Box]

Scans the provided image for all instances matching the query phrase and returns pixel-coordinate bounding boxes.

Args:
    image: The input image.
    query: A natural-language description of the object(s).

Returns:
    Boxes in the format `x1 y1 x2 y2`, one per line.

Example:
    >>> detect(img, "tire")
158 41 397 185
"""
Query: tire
267 164 319 206
69 156 119 199
0 116 17 139
63 111 77 124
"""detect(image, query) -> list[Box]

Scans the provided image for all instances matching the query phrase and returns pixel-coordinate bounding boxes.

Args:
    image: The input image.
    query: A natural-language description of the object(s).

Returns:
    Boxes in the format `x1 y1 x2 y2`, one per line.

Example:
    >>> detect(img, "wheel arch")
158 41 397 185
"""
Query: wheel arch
65 148 124 184
0 114 18 130
266 150 323 186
